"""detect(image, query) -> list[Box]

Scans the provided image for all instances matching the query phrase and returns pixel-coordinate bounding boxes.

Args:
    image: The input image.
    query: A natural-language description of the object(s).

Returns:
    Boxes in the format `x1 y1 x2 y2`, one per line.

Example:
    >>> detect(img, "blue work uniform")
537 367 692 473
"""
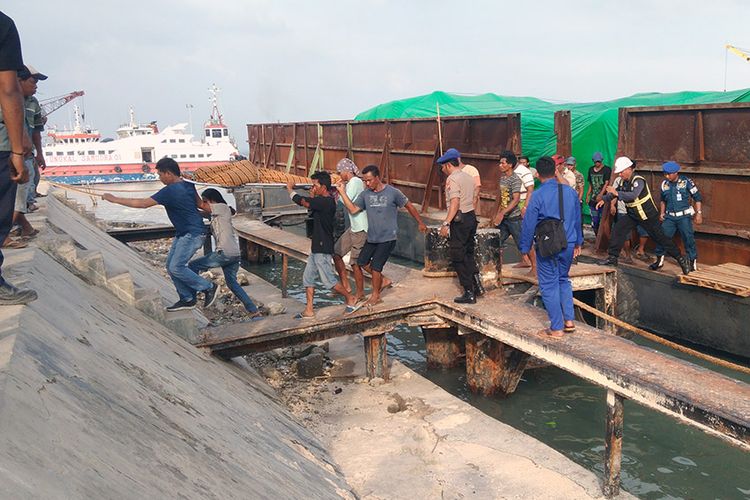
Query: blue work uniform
520 178 583 332
655 175 701 260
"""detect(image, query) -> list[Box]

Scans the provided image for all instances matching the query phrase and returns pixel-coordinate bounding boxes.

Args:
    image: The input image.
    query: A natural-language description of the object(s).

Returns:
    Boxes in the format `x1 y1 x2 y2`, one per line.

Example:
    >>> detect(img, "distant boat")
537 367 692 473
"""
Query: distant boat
41 85 240 184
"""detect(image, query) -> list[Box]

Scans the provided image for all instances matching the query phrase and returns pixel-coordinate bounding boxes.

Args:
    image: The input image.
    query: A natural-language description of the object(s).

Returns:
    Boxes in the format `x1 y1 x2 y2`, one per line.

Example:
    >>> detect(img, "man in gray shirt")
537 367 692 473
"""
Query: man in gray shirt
338 164 427 308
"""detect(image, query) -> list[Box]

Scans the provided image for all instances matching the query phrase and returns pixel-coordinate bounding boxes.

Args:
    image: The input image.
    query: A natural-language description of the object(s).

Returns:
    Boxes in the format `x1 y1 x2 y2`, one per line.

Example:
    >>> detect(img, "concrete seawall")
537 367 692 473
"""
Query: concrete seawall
0 243 353 498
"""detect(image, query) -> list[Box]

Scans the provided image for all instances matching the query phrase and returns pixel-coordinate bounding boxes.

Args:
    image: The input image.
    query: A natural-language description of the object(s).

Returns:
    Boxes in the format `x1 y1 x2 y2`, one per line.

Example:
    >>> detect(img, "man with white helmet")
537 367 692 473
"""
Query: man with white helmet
595 156 691 275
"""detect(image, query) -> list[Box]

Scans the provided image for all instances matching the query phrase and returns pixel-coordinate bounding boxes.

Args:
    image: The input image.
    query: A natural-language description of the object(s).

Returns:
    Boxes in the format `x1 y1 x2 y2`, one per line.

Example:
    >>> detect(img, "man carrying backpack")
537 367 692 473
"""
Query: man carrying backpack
519 156 583 339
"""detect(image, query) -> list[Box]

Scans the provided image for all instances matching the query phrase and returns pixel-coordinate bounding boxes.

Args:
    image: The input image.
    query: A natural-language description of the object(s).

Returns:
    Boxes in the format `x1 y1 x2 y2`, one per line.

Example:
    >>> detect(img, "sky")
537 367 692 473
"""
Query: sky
6 1 750 152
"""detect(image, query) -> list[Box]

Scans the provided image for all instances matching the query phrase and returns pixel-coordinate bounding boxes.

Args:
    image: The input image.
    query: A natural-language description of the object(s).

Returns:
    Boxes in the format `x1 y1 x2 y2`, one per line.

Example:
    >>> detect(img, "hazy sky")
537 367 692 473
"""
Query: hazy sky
6 1 750 150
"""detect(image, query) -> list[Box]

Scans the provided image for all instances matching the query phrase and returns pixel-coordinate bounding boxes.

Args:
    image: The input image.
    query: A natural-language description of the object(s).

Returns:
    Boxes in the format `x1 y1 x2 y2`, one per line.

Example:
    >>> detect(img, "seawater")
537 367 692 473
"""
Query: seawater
79 180 750 499
245 254 750 500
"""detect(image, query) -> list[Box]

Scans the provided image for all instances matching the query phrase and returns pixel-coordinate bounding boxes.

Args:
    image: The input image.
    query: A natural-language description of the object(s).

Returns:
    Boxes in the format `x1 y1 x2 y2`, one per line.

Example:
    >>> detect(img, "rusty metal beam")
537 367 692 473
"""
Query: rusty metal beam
364 332 389 380
603 390 625 498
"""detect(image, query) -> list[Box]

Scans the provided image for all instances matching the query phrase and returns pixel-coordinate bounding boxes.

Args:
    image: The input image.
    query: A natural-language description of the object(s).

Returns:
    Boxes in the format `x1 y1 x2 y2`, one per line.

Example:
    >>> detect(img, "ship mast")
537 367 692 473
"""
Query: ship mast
208 84 224 126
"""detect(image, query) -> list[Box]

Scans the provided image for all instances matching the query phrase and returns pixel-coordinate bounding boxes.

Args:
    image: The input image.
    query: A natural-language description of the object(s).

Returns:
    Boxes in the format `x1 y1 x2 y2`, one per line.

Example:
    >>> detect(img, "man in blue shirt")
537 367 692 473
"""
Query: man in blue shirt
649 161 702 272
520 156 583 339
103 158 218 312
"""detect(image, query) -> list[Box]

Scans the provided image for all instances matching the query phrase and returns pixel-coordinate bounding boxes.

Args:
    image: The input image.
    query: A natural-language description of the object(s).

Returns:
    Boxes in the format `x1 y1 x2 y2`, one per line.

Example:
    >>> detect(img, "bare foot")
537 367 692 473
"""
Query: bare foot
364 297 384 308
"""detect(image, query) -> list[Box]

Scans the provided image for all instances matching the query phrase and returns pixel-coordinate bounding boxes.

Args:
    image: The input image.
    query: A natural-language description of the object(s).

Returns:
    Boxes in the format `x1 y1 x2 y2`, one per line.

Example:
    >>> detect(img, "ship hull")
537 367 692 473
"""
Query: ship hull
41 160 229 184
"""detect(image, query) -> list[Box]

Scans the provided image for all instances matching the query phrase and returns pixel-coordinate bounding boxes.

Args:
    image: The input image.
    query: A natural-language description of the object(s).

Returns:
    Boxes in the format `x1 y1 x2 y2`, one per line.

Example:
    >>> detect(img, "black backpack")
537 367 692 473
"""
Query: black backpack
534 183 568 257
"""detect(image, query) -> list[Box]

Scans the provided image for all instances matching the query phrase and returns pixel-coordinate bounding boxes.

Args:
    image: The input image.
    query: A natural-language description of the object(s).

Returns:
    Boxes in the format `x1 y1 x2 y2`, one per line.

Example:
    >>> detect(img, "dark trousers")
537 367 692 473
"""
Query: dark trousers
608 213 681 260
449 211 478 291
0 152 18 286
655 216 697 260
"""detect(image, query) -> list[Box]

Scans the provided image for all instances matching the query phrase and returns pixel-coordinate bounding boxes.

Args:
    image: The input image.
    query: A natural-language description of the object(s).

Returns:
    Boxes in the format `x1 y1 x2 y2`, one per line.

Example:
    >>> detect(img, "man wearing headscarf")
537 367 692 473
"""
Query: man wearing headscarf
332 157 370 301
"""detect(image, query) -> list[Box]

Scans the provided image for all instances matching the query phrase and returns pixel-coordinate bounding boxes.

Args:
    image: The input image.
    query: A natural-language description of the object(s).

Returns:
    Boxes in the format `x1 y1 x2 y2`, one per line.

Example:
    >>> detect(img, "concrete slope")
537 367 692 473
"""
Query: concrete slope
0 247 353 499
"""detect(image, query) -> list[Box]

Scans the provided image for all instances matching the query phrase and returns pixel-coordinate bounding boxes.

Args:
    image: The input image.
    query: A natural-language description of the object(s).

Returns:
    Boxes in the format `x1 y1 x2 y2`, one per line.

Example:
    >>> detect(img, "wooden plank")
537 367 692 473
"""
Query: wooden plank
603 390 624 498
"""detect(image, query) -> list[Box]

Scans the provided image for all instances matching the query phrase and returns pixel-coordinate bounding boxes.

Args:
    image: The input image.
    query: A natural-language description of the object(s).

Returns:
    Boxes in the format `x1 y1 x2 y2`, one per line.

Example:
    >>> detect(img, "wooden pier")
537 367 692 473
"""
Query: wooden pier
200 216 750 497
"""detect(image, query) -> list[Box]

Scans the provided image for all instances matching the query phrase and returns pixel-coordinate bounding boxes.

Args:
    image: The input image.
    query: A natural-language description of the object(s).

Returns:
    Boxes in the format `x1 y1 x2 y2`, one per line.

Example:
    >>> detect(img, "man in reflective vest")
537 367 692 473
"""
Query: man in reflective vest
595 156 691 275
649 161 702 272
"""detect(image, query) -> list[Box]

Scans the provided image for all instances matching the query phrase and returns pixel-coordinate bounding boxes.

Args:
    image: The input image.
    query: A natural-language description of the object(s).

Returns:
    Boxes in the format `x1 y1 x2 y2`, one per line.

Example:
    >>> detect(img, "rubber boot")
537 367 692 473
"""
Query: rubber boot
648 255 664 271
677 255 691 275
472 273 485 297
597 256 618 267
454 289 477 304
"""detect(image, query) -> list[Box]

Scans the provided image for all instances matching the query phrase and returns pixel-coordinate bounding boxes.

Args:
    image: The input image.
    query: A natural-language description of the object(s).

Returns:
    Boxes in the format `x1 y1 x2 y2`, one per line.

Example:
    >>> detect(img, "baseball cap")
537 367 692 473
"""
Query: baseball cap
592 152 603 162
437 148 460 164
565 156 576 165
18 64 48 81
662 161 680 174
614 156 634 174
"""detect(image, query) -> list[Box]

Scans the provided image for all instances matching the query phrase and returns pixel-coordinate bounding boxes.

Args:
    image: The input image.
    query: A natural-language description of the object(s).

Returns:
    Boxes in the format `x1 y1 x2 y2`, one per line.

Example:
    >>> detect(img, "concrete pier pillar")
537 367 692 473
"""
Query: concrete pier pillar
363 332 389 380
423 228 503 291
465 333 529 396
422 326 464 369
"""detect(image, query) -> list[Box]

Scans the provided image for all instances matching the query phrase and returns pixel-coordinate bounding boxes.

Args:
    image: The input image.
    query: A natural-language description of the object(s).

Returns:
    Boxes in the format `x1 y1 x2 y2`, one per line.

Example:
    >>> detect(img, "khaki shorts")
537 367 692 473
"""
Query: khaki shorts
334 228 367 260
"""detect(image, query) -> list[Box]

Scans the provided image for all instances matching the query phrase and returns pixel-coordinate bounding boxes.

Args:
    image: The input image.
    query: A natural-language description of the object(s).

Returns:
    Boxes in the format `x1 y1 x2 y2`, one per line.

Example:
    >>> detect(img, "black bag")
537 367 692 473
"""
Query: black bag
534 183 568 258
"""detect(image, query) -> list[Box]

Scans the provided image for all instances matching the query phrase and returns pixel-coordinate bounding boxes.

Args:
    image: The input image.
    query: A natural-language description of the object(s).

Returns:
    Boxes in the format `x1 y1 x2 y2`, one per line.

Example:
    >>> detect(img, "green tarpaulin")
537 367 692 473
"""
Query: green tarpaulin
355 88 750 216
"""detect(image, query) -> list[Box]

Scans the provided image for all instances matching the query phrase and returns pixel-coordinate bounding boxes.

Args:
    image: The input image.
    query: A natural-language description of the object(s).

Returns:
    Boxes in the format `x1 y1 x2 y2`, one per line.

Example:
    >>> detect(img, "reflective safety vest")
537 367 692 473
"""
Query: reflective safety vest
623 175 658 221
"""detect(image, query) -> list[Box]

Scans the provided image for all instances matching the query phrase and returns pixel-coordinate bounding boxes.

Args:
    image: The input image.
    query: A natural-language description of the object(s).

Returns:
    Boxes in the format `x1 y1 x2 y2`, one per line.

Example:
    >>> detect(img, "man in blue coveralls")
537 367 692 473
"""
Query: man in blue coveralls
519 156 583 339
649 161 702 272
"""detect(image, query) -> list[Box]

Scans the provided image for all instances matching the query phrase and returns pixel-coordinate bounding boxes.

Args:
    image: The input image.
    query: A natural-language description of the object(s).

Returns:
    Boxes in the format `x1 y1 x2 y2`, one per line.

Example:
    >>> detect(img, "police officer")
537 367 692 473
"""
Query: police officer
438 149 483 303
596 156 691 275
649 161 702 271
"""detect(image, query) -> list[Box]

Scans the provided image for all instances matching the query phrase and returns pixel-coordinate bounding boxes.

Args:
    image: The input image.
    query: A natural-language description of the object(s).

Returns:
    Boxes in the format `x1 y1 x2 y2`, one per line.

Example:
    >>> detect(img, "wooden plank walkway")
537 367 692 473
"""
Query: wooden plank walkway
199 219 750 451
679 263 750 297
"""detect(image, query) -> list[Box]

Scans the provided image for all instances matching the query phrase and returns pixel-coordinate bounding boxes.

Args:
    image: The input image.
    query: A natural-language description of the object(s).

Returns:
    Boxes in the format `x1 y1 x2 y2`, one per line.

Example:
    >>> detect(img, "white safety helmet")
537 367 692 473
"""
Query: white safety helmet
613 156 634 174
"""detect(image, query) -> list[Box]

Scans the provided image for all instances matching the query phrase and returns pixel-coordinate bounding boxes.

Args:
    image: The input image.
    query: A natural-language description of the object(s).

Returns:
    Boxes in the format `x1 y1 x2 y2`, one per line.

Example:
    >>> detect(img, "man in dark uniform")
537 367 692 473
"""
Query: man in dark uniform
649 161 702 271
596 156 691 275
0 11 38 304
438 149 482 304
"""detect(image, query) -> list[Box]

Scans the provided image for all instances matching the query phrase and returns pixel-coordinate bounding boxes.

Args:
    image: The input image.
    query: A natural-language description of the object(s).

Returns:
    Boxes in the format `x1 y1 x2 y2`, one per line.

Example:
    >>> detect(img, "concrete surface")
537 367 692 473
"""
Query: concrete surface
0 245 353 499
291 335 632 499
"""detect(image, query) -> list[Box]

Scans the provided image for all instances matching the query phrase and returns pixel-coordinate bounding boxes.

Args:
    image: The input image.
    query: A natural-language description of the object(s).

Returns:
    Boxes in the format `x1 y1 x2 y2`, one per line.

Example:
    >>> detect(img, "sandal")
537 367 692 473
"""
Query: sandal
564 324 576 333
3 239 27 249
293 312 316 320
538 328 565 340
344 303 362 315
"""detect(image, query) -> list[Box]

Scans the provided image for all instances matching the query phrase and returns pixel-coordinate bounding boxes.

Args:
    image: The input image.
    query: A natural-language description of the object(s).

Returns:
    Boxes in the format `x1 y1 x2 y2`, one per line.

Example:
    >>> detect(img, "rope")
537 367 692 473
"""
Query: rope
507 272 750 376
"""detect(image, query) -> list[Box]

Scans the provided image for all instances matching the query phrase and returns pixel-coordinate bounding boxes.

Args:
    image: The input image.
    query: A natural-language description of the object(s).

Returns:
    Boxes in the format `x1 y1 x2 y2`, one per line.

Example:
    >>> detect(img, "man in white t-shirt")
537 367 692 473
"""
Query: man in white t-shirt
514 157 535 216
439 148 482 215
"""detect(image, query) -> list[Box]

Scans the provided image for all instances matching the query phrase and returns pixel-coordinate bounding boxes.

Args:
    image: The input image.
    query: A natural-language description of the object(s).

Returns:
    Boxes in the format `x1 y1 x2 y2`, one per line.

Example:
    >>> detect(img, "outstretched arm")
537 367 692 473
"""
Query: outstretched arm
102 193 157 208
404 201 428 233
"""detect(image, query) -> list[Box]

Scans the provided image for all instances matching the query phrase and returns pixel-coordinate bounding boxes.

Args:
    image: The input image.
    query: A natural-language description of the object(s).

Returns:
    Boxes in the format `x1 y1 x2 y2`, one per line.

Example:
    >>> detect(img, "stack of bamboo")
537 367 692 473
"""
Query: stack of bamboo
192 160 339 187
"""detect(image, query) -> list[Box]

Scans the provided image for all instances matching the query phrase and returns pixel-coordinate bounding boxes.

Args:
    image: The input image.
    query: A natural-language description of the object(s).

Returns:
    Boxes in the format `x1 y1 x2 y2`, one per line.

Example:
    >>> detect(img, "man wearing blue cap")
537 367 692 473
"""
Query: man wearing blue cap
649 161 702 271
438 148 481 214
437 149 482 303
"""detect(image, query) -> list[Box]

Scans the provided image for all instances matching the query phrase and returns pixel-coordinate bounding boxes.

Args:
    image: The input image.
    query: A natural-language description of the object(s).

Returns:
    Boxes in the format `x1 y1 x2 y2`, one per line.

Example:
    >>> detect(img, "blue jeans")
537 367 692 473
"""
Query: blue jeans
497 216 523 252
655 216 697 260
536 243 575 331
189 251 258 312
166 233 212 302
589 201 602 235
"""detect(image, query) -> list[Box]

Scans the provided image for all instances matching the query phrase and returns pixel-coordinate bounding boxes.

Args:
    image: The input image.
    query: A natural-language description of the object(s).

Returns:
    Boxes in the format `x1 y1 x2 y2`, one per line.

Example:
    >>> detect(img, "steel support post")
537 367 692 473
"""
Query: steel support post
465 333 529 396
603 390 624 498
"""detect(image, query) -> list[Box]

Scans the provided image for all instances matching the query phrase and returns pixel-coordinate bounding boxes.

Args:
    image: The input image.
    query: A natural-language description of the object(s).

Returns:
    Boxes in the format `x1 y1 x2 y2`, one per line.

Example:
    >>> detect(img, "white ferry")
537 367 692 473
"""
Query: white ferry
41 85 239 183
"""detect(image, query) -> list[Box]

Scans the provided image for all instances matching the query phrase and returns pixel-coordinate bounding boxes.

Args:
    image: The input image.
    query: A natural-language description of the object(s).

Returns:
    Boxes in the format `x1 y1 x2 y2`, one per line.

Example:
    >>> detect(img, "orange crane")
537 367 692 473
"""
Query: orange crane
38 90 84 118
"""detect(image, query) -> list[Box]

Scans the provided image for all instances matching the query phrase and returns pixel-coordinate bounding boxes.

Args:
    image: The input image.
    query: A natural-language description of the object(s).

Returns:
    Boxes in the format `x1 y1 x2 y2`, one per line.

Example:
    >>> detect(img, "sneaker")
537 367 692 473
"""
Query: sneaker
166 299 197 312
597 256 618 267
691 258 698 272
677 256 692 276
648 255 664 271
203 283 219 308
0 282 38 305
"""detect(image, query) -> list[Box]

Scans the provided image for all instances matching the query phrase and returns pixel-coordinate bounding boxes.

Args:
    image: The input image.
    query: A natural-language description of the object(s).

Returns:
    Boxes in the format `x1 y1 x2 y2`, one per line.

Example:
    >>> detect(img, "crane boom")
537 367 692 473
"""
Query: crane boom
39 90 85 118
726 44 750 63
